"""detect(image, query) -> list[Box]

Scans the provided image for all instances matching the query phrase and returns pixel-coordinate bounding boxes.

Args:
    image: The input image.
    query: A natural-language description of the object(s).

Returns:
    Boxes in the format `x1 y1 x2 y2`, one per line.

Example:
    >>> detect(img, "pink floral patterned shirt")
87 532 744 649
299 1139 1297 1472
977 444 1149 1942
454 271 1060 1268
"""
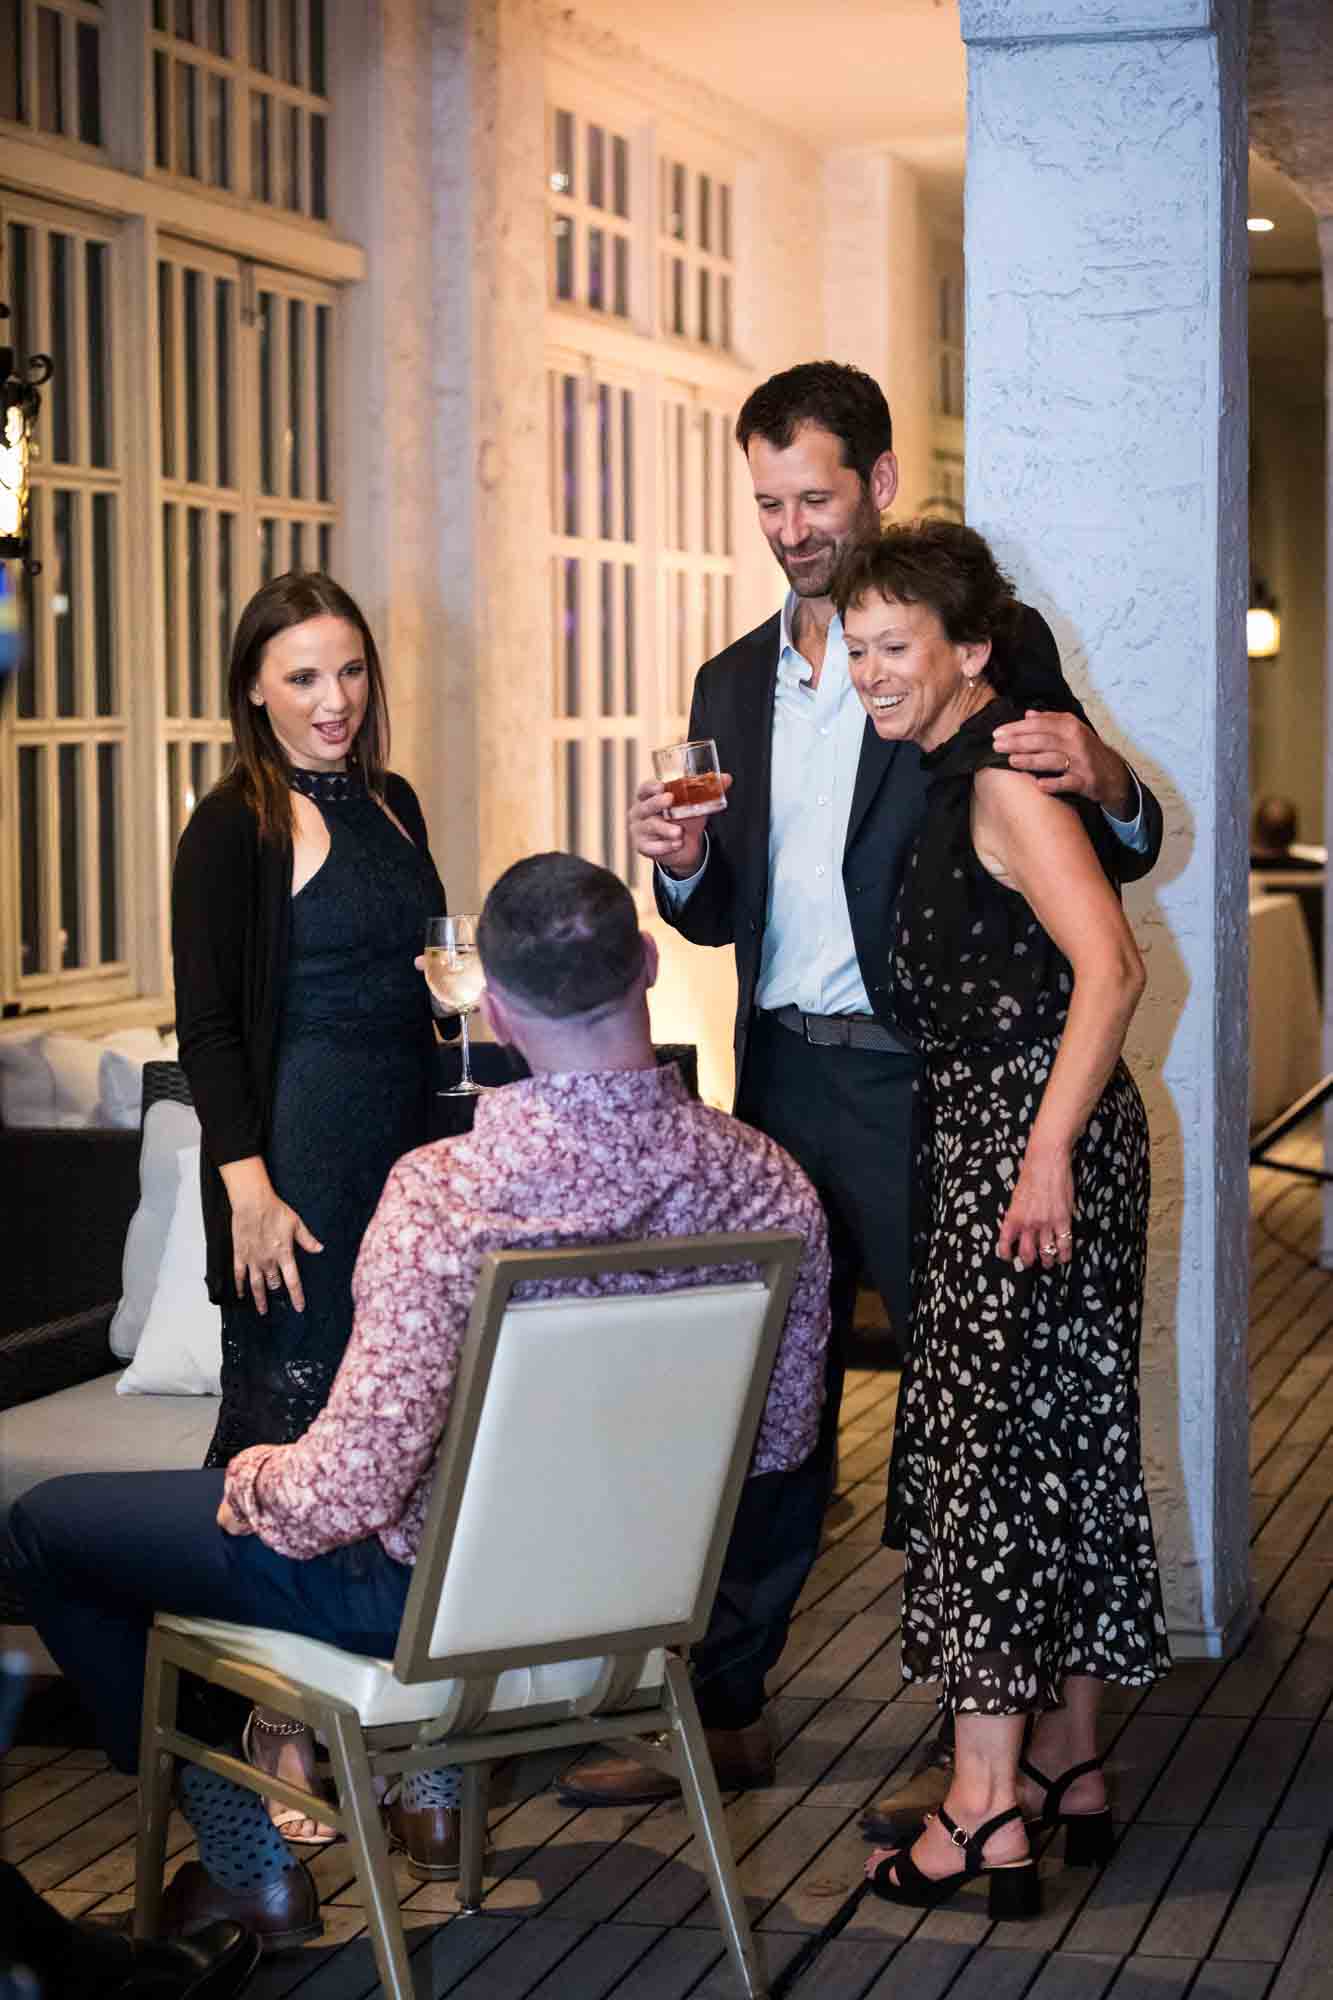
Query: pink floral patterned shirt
224 1063 830 1563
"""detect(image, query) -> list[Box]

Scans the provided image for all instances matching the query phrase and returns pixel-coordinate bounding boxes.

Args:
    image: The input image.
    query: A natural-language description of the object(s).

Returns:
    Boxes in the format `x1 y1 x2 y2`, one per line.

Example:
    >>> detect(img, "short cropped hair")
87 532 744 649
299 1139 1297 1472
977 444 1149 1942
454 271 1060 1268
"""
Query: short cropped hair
478 853 645 1019
734 361 892 486
832 520 1023 692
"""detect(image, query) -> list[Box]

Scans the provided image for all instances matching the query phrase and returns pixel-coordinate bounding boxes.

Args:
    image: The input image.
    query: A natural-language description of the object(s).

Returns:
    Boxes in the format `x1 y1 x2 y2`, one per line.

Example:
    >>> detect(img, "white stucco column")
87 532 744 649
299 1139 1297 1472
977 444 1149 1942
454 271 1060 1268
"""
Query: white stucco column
333 1 550 912
961 1 1251 1658
433 0 551 908
822 149 934 516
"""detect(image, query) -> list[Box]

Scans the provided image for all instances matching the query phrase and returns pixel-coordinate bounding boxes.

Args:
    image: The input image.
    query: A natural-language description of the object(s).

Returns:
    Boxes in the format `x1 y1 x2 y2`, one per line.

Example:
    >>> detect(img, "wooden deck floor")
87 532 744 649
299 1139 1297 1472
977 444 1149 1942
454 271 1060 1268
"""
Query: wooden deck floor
7 1141 1333 1999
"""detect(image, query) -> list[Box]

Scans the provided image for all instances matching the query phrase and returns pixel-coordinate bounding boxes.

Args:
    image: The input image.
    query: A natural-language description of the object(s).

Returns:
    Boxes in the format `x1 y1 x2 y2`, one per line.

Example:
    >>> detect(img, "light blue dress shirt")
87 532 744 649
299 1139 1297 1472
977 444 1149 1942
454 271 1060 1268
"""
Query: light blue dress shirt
659 591 1147 1015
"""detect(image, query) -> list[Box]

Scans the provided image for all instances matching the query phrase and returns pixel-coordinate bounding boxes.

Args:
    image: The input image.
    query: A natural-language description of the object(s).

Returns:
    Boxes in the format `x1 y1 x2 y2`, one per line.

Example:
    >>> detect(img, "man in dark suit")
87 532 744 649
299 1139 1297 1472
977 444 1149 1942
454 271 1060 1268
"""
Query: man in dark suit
559 361 1162 1815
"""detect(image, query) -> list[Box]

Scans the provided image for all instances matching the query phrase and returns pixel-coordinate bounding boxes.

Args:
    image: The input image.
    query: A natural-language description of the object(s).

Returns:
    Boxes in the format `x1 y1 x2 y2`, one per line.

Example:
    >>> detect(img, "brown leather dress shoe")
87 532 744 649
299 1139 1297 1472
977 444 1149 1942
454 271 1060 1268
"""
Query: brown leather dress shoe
556 1719 775 1806
384 1799 463 1881
106 1918 263 1997
858 1726 955 1845
159 1861 321 1955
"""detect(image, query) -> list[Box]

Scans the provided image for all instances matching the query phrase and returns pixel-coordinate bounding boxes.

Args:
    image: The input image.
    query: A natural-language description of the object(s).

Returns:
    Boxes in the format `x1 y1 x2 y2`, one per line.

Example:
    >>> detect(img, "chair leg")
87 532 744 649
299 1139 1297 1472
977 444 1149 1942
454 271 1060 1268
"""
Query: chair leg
133 1637 179 1942
324 1708 415 2000
664 1654 768 1999
458 1762 492 1912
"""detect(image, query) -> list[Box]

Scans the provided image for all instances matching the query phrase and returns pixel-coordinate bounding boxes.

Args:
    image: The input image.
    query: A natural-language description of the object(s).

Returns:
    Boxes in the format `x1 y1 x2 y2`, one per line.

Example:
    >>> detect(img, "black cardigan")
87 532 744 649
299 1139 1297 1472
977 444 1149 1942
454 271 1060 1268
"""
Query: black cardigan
171 771 446 1303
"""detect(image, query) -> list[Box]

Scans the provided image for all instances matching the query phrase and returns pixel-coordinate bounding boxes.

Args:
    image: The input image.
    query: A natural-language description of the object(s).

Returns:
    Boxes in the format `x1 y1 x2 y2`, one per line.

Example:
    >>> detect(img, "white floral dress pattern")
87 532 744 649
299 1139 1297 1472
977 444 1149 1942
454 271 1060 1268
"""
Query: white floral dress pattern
884 701 1171 1713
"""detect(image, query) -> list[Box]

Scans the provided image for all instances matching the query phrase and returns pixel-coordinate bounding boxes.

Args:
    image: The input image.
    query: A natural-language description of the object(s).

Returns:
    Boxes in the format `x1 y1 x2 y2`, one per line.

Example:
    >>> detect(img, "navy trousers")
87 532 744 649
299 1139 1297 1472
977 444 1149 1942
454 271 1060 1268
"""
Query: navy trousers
5 1470 412 1775
689 1014 917 1731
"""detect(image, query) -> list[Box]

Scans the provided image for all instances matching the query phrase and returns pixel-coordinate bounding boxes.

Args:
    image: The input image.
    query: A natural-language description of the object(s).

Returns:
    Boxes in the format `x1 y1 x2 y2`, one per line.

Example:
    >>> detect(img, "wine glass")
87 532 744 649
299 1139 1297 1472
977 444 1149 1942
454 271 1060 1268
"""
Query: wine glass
423 915 489 1097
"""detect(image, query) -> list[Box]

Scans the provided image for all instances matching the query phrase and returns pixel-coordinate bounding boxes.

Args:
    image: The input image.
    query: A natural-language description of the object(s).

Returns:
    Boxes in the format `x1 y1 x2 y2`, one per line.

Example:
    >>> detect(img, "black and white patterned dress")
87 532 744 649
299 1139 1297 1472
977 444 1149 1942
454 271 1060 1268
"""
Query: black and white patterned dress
884 699 1170 1714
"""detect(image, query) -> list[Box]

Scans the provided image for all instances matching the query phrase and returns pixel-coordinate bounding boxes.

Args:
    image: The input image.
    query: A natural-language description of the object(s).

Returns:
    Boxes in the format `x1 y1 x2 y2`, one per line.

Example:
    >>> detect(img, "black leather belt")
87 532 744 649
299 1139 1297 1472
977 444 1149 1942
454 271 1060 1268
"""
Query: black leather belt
764 1005 908 1054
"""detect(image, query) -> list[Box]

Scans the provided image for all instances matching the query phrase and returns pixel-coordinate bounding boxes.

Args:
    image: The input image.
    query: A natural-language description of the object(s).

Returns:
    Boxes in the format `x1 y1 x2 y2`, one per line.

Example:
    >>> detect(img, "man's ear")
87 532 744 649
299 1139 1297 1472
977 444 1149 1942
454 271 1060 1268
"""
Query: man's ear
870 449 899 518
640 931 660 992
480 983 508 1045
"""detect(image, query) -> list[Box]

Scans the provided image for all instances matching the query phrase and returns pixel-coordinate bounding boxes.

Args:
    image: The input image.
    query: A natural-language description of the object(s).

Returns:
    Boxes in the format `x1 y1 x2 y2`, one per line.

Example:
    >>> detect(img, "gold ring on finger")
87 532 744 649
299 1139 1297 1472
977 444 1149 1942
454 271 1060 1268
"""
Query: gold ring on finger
1056 1230 1073 1242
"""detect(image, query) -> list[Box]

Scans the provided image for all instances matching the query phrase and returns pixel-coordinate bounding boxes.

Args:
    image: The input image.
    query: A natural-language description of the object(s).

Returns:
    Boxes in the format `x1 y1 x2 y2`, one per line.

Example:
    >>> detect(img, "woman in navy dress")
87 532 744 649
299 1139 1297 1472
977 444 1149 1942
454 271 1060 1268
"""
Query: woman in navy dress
173 571 446 1838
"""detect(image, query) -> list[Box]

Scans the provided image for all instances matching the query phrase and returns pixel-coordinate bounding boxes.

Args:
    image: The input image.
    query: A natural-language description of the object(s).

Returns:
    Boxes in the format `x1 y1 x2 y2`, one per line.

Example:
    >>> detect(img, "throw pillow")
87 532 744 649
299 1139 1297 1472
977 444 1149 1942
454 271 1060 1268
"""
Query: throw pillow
98 1028 174 1129
0 1033 57 1127
117 1144 221 1396
108 1098 204 1359
41 1033 108 1126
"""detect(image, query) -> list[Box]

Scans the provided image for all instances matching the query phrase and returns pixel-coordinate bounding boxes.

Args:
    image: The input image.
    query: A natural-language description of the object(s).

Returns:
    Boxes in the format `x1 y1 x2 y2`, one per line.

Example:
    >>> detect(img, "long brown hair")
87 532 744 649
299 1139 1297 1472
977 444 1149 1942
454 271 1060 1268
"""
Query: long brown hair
223 571 390 841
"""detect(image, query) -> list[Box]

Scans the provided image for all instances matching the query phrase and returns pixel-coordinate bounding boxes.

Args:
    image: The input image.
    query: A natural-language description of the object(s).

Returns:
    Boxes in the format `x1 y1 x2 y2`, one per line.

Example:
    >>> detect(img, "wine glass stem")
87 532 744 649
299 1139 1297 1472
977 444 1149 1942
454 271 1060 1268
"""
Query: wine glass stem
459 1011 474 1089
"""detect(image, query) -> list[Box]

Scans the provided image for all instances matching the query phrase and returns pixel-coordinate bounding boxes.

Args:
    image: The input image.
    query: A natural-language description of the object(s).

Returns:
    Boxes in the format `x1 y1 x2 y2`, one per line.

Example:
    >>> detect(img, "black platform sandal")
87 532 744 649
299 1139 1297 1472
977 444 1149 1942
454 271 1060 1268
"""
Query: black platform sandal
1019 1754 1116 1867
868 1803 1041 1920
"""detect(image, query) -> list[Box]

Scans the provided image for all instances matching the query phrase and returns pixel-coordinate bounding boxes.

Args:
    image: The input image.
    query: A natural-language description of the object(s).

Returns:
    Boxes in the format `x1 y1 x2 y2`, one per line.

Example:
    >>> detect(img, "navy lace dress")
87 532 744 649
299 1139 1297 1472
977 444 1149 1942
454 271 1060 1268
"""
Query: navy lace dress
884 699 1170 1713
204 767 440 1466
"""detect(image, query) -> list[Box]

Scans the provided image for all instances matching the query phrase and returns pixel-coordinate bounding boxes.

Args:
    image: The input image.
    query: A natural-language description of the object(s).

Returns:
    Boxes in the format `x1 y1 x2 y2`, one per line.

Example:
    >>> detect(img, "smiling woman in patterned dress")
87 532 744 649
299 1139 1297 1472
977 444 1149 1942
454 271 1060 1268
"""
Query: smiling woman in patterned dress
833 522 1170 1922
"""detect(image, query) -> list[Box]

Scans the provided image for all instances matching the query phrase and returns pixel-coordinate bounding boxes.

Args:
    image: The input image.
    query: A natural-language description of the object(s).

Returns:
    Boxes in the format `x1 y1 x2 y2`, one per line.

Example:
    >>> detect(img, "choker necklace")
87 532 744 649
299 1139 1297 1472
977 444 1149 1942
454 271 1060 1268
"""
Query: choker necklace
287 764 369 804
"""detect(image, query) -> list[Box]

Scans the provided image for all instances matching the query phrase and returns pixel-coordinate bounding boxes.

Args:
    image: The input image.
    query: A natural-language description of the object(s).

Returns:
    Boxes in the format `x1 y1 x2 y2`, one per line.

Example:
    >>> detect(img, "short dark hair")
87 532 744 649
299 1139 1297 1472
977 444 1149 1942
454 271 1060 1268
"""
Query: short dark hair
734 361 892 486
478 853 645 1019
831 520 1023 693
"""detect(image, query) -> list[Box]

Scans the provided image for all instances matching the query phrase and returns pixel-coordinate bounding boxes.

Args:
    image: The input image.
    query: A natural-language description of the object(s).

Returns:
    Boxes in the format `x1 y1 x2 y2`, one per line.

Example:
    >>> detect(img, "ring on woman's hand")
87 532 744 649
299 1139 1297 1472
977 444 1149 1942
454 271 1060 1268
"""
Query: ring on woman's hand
266 1273 282 1290
1056 1230 1073 1242
1041 1240 1058 1256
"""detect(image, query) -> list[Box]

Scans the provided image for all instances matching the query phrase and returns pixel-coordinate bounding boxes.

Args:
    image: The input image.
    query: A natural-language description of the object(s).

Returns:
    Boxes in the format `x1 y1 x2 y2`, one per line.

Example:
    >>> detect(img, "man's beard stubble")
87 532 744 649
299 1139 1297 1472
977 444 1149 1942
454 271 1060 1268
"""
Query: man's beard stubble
770 490 884 599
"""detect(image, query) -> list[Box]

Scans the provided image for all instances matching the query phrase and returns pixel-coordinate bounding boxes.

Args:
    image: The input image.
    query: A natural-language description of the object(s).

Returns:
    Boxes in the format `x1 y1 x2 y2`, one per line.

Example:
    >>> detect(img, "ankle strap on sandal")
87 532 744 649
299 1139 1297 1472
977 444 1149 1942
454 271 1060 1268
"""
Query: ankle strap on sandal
1019 1754 1104 1825
934 1803 1025 1875
249 1712 308 1737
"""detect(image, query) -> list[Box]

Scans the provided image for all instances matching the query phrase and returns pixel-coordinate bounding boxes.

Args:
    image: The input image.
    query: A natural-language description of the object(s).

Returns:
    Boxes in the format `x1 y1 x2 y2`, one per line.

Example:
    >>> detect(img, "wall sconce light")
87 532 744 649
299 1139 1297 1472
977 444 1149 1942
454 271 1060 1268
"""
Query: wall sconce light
1 304 53 570
1247 579 1280 660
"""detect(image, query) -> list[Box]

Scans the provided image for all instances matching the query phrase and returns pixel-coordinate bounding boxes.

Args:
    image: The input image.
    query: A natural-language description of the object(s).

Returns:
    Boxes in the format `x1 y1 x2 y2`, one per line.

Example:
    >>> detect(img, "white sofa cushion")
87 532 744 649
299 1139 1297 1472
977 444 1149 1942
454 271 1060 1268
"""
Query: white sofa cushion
0 1033 58 1127
118 1146 221 1396
0 1373 218 1509
157 1613 665 1730
109 1099 204 1360
98 1028 173 1129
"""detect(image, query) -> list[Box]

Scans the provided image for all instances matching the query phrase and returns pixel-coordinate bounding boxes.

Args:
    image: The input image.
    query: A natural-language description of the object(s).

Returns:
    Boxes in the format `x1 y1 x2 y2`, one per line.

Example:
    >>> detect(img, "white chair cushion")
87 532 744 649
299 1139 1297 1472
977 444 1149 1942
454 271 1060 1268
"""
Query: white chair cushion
156 1613 665 1730
0 1373 218 1509
109 1099 204 1359
118 1145 220 1395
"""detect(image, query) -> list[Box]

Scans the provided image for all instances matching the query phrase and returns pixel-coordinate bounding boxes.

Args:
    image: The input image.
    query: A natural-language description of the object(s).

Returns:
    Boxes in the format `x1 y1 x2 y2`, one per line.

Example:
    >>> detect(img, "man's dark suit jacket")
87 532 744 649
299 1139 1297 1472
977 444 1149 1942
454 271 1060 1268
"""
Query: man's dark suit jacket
654 603 1164 1095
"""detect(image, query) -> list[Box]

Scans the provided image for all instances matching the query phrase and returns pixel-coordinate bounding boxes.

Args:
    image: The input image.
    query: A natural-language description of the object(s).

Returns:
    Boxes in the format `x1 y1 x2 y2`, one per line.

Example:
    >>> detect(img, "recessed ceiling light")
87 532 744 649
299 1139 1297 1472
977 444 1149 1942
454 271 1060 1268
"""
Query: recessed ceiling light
1248 217 1276 233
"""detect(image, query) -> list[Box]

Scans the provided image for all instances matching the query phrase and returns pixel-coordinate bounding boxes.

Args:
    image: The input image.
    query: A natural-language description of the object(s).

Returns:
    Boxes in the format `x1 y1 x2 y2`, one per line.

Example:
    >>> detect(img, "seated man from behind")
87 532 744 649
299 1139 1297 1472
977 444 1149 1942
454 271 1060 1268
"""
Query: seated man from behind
6 853 830 1950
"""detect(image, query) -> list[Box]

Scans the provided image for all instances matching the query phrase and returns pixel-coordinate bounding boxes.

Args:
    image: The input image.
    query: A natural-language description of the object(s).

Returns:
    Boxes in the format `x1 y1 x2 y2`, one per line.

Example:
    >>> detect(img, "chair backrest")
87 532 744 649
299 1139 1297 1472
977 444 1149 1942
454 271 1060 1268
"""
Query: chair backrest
392 1232 802 1685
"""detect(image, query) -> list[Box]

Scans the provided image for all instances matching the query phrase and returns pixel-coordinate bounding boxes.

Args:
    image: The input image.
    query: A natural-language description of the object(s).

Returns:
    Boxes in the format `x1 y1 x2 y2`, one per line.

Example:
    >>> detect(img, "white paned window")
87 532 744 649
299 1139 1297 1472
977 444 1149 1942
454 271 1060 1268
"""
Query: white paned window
659 389 734 738
3 197 128 1002
935 257 964 421
0 9 347 1015
549 364 643 891
659 157 733 351
150 0 329 218
544 96 744 895
547 106 633 320
158 240 338 856
927 452 965 518
0 0 105 147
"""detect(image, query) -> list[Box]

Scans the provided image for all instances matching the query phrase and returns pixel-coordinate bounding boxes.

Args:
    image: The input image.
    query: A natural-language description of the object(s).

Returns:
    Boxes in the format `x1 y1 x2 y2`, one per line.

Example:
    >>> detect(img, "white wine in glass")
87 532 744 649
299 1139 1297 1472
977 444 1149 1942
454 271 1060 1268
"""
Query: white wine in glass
424 915 488 1097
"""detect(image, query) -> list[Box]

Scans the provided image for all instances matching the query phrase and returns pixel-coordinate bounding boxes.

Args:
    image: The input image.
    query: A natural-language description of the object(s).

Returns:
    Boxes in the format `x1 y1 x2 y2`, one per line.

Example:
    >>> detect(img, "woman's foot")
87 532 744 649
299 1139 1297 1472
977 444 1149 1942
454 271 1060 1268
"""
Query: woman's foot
242 1711 338 1846
865 1787 1030 1890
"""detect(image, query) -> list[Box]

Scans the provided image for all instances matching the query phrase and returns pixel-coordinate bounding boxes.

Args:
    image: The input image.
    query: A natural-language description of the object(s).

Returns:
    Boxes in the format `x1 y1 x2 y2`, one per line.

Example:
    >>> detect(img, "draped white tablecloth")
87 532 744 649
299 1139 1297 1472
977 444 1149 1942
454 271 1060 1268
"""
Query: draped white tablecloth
1250 892 1324 1130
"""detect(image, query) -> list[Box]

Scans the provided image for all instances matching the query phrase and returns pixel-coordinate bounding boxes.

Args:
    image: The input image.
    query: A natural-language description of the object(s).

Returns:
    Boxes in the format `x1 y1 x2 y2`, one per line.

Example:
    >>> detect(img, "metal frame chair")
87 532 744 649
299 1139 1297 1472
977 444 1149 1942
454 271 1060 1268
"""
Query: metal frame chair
134 1230 803 1999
